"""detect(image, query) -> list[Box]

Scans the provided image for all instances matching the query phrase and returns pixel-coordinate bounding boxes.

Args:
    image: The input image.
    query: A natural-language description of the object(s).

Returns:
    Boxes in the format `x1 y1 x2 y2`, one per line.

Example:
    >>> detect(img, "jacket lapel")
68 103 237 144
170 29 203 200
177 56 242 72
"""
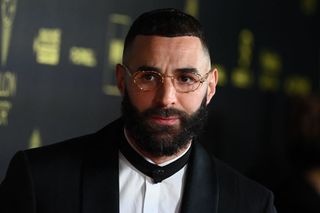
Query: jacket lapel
81 119 124 213
180 142 219 213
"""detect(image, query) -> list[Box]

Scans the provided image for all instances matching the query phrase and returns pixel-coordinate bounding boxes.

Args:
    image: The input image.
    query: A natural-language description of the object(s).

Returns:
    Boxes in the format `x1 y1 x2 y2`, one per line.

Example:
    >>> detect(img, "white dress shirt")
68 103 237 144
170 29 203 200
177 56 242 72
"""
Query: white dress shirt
119 133 190 213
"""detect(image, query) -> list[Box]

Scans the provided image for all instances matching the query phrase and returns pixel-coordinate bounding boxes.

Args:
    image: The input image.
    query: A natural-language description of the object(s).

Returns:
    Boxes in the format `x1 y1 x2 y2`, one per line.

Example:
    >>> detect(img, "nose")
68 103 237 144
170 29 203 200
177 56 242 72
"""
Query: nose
154 77 177 107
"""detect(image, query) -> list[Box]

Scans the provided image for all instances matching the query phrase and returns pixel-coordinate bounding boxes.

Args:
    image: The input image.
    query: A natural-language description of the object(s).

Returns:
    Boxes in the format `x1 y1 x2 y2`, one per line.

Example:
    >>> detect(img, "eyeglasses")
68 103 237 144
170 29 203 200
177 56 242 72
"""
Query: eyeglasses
121 64 212 93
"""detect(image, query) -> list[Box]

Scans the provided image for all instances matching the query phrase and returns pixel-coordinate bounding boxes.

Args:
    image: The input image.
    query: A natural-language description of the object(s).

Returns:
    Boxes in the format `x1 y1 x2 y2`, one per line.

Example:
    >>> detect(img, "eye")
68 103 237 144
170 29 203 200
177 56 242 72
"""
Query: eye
136 71 160 82
176 73 198 84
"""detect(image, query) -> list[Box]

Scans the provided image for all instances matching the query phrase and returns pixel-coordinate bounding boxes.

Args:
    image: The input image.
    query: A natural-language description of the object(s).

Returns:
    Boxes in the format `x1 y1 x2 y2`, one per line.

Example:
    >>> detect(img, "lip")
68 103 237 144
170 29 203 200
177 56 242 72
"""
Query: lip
150 116 179 125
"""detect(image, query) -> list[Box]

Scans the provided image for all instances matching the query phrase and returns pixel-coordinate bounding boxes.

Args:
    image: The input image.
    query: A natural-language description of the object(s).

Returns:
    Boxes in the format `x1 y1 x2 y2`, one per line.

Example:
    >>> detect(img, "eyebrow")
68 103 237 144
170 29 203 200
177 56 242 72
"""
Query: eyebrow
137 66 199 74
137 66 161 72
176 67 200 74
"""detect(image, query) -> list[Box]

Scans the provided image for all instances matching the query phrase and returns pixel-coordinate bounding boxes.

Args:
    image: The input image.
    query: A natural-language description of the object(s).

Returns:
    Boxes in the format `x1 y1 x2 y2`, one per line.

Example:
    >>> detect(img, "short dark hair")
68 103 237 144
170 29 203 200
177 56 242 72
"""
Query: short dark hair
123 8 210 62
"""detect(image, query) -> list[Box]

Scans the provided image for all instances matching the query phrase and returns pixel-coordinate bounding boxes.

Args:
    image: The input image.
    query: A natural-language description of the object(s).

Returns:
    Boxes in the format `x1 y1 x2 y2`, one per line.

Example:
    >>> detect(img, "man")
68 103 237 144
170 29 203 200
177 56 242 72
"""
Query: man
0 8 276 213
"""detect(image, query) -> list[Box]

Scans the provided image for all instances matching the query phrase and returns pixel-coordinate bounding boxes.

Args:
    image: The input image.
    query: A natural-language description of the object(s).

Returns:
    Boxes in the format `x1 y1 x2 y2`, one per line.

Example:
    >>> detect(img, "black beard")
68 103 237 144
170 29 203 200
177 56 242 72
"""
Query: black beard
121 91 208 157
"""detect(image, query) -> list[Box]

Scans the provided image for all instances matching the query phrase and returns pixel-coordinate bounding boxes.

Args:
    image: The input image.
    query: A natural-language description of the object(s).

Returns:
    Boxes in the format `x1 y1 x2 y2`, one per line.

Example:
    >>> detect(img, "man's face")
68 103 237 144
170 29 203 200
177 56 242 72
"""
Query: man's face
116 35 218 156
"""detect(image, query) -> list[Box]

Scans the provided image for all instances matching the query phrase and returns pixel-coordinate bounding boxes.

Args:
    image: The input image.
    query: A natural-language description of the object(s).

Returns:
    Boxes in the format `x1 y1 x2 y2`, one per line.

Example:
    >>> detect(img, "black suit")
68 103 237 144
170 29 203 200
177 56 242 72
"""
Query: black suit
0 118 276 213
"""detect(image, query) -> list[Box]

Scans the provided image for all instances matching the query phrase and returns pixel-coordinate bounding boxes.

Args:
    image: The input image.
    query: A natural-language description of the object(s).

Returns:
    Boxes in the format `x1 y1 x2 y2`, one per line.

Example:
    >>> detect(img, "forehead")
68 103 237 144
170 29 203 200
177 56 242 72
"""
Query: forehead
125 35 209 71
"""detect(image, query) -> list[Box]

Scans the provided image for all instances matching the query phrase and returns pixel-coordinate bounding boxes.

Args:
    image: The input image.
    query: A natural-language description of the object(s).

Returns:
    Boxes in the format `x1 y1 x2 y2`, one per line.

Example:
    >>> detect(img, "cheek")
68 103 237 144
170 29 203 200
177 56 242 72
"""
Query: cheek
127 88 155 112
178 91 206 114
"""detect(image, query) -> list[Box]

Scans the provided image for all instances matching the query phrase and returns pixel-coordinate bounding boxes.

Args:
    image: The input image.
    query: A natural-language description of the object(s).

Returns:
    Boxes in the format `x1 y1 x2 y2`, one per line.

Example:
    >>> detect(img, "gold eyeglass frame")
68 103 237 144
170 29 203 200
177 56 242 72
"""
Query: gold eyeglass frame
121 64 212 93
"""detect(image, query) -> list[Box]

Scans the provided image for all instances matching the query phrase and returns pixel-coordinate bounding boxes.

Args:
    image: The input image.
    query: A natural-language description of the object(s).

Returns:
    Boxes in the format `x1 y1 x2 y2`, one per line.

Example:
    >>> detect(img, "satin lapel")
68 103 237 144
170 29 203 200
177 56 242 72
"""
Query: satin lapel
180 142 219 213
81 119 124 213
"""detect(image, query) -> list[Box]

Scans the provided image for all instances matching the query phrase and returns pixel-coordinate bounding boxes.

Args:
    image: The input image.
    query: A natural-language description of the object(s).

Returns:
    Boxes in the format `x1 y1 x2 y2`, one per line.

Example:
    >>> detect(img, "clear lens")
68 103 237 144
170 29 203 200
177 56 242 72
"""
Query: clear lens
133 71 162 91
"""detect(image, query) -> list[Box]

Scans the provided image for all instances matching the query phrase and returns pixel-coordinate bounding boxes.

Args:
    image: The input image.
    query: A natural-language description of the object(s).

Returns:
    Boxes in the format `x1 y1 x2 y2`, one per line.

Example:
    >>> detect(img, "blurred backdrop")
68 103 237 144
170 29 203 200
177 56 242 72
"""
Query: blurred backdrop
0 0 319 211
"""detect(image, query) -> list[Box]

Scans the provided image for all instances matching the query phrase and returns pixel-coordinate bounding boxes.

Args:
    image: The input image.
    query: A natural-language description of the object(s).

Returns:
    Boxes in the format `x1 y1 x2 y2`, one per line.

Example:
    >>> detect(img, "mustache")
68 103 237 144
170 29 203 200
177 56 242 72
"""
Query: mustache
142 107 188 118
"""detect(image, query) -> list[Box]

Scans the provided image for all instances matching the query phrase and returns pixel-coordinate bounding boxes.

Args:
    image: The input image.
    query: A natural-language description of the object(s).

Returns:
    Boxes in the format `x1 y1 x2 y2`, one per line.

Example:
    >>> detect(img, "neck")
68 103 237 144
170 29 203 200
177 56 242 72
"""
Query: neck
124 129 192 165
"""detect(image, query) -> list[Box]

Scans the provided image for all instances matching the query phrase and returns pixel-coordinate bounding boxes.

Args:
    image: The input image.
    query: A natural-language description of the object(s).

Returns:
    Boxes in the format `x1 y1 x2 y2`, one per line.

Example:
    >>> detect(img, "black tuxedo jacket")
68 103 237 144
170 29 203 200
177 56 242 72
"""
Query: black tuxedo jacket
0 118 276 213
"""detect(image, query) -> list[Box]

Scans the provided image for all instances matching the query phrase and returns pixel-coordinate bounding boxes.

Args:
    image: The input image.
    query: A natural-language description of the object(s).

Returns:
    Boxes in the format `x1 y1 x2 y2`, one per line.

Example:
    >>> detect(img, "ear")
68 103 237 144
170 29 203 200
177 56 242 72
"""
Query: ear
206 68 218 105
116 64 126 95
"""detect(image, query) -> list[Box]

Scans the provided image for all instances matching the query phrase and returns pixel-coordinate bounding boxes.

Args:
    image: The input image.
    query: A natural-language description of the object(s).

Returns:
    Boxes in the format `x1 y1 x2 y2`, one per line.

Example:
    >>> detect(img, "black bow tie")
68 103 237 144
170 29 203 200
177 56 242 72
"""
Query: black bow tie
119 135 191 183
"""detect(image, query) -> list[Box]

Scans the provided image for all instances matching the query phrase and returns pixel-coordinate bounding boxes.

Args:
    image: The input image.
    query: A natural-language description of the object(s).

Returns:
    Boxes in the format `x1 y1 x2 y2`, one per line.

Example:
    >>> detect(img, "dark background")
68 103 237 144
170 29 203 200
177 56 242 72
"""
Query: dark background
0 0 319 201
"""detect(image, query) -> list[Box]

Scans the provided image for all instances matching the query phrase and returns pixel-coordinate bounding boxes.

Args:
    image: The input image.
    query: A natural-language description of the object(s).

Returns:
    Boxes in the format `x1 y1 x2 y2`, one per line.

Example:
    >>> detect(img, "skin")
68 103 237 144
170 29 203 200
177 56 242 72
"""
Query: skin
116 35 218 164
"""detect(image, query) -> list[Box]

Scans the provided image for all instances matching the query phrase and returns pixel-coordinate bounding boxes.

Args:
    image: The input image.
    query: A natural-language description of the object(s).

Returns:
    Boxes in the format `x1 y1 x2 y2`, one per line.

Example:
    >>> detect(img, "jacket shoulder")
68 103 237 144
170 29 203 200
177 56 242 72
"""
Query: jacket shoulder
0 119 123 213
